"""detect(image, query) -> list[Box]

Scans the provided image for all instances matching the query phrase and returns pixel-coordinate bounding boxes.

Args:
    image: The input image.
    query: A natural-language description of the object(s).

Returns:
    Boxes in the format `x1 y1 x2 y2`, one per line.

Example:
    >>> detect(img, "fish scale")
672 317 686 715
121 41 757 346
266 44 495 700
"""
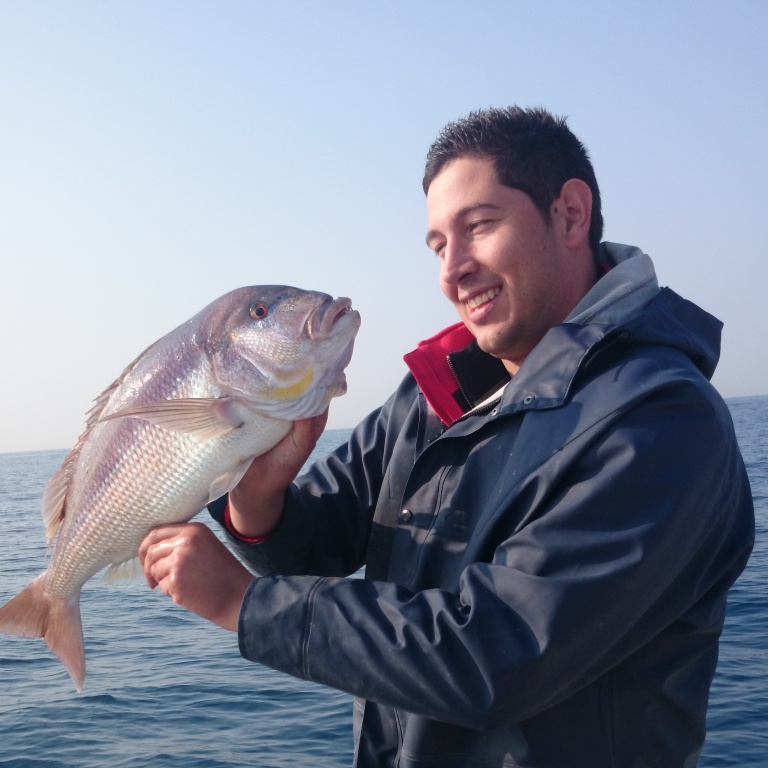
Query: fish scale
0 285 360 691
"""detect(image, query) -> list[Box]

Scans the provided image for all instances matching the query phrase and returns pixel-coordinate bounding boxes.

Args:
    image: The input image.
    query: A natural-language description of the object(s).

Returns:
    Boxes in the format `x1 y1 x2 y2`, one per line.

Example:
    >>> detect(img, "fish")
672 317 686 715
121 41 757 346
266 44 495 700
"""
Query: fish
0 285 360 691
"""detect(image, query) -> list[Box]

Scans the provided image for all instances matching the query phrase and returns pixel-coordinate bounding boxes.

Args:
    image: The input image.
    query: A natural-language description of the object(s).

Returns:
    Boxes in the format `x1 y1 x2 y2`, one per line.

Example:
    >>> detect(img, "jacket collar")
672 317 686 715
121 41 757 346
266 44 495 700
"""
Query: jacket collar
402 243 719 427
402 323 500 426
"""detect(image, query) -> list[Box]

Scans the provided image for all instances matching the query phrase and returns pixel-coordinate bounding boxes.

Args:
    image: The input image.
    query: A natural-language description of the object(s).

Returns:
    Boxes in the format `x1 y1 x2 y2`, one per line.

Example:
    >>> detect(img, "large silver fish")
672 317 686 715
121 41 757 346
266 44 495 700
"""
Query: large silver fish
0 285 360 691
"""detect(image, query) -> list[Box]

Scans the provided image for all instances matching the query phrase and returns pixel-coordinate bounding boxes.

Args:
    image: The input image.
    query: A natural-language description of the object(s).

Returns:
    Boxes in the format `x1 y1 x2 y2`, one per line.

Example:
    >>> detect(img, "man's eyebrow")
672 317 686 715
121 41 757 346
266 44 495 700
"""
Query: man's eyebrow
425 203 502 246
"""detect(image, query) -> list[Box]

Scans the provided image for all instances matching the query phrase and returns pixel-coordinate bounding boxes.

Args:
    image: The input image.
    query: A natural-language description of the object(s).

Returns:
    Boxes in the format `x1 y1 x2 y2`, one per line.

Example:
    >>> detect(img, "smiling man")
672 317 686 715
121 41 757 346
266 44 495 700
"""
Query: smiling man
141 107 754 768
426 155 599 374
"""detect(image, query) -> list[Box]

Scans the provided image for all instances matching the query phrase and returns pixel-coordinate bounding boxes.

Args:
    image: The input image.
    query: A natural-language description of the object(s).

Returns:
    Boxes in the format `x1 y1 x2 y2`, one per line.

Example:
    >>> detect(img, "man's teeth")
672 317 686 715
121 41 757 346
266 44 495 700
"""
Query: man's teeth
466 287 501 310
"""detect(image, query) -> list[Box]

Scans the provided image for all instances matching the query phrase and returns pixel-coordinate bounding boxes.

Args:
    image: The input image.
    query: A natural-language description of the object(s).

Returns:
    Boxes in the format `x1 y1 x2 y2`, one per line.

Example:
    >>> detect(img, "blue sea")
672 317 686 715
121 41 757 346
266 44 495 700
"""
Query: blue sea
0 398 766 767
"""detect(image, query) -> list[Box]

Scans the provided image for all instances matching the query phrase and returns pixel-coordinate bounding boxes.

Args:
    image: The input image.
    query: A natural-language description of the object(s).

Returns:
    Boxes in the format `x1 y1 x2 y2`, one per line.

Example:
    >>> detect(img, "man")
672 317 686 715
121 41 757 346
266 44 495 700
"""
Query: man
140 107 754 767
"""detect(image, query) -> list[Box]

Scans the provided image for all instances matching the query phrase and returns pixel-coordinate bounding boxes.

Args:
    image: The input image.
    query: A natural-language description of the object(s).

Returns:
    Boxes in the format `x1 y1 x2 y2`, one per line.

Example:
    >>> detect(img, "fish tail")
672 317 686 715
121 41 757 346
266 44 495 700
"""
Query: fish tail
0 574 86 692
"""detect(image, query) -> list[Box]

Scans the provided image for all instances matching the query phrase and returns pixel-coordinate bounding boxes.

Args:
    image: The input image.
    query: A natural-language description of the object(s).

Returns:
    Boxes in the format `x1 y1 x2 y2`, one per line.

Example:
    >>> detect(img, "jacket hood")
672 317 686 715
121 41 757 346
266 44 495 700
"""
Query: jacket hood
404 242 723 425
624 287 722 380
566 242 659 325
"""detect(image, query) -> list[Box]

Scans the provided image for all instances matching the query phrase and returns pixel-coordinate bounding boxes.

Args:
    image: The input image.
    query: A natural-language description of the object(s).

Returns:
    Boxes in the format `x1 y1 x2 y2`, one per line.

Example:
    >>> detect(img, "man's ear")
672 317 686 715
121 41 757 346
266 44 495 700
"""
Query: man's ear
551 179 592 249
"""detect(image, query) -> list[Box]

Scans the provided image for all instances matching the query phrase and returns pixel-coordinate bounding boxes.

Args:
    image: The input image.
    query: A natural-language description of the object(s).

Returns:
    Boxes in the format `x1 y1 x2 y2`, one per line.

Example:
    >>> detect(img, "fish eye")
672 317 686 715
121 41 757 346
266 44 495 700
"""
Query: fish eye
249 302 269 320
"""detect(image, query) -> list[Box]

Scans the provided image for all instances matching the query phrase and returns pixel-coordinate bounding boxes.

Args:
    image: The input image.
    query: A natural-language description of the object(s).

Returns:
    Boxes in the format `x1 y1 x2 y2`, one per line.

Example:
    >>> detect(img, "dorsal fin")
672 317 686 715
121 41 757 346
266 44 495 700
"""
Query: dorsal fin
41 340 162 546
41 442 81 546
84 339 162 428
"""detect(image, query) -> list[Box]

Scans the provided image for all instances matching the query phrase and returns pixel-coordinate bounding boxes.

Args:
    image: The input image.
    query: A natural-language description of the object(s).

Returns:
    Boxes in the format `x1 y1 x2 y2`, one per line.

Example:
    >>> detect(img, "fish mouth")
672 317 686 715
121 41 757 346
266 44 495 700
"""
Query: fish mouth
307 297 358 340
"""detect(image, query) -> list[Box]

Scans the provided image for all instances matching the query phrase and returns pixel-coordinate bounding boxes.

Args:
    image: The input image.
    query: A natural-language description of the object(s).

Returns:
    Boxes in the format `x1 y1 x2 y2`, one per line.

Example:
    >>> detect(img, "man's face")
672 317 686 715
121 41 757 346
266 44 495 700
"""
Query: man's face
426 156 591 374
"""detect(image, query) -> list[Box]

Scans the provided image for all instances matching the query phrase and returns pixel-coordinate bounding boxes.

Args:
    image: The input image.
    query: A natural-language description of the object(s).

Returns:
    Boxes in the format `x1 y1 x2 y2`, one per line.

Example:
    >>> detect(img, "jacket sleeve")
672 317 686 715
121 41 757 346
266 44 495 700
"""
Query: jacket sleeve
209 375 419 578
234 380 754 728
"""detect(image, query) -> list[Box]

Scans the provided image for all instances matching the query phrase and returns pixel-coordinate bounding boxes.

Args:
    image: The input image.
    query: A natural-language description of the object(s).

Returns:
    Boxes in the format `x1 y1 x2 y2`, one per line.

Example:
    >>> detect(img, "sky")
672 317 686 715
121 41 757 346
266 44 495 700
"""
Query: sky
1 1 767 454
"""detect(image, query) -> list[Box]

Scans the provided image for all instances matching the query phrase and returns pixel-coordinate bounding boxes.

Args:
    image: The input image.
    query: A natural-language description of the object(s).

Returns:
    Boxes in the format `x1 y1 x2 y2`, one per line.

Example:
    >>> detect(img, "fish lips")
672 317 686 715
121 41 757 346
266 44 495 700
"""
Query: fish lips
307 297 360 341
310 298 360 396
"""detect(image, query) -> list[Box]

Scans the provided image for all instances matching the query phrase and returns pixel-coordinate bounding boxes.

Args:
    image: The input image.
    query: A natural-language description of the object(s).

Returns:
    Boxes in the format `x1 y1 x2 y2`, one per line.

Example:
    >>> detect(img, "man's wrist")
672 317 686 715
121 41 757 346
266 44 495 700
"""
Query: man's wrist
226 488 286 541
223 500 270 544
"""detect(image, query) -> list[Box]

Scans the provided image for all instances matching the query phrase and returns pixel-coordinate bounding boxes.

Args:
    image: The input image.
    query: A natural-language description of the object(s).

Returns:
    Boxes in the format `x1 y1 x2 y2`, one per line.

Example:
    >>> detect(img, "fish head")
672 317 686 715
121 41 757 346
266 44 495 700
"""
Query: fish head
198 286 361 420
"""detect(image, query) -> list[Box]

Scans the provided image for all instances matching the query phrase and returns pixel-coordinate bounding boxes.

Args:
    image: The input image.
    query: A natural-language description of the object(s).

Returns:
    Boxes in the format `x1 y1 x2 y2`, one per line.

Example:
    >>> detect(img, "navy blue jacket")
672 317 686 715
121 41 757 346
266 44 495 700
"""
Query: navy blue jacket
210 286 754 768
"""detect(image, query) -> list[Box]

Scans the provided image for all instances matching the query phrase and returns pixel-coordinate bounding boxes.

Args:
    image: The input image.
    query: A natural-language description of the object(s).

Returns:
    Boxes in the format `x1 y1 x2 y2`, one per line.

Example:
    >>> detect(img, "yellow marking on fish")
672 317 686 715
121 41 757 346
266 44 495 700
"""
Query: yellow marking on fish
267 368 315 400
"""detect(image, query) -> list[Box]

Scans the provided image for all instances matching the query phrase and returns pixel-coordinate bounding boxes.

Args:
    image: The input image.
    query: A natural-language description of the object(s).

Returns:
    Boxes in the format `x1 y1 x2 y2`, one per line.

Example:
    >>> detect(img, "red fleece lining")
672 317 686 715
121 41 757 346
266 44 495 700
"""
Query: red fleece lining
403 321 475 426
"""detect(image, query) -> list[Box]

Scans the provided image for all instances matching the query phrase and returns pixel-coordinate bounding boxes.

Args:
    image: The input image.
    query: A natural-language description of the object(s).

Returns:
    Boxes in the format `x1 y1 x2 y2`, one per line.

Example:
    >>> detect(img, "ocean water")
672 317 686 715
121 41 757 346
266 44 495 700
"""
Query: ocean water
0 401 765 767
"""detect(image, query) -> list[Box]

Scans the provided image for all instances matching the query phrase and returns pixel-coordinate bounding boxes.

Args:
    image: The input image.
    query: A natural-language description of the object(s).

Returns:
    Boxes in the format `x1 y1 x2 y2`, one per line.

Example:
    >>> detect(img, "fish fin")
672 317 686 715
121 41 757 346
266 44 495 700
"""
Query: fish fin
98 397 243 441
40 342 175 545
84 340 164 428
206 458 255 505
0 574 49 638
0 574 86 692
103 557 143 583
41 444 83 546
47 595 86 692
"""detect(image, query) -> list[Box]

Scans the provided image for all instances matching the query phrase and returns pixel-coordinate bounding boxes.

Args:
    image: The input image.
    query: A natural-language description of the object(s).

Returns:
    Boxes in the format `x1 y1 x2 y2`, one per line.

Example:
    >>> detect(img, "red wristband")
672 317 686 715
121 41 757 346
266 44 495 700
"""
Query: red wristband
223 500 269 544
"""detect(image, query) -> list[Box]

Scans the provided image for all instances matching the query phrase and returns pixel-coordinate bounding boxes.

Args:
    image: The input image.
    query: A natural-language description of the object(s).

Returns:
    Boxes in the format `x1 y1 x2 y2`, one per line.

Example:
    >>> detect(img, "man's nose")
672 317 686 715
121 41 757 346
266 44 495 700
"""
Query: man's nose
441 240 476 284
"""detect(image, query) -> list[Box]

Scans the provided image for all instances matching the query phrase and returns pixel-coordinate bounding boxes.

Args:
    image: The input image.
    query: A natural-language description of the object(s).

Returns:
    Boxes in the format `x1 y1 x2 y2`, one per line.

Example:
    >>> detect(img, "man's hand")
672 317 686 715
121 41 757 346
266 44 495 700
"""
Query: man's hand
139 522 253 631
228 409 329 538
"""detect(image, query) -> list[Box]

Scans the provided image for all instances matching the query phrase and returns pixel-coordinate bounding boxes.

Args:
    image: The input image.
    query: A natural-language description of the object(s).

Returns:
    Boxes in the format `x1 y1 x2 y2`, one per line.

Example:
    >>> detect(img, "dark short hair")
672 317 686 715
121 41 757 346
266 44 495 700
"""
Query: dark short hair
423 106 604 254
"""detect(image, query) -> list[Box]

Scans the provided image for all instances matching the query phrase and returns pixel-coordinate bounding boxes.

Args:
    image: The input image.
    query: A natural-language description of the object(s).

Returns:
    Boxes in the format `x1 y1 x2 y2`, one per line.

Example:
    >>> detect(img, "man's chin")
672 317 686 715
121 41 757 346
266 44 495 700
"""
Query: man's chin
473 333 521 374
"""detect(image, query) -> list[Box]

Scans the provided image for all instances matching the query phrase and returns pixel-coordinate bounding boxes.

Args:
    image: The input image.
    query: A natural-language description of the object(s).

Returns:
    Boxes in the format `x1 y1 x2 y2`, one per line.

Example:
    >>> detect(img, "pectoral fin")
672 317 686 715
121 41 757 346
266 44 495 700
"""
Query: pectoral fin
100 397 242 441
206 458 255 505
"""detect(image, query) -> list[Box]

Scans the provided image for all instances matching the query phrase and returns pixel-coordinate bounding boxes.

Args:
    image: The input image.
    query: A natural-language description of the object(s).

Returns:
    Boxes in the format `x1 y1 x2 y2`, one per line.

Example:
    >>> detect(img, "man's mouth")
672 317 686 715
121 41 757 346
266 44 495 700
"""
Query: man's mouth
466 286 501 310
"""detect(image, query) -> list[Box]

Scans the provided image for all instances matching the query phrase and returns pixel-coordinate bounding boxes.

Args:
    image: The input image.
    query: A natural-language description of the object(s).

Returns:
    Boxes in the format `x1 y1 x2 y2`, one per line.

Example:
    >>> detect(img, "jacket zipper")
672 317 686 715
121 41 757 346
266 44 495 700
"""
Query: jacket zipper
446 355 474 412
445 354 509 428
